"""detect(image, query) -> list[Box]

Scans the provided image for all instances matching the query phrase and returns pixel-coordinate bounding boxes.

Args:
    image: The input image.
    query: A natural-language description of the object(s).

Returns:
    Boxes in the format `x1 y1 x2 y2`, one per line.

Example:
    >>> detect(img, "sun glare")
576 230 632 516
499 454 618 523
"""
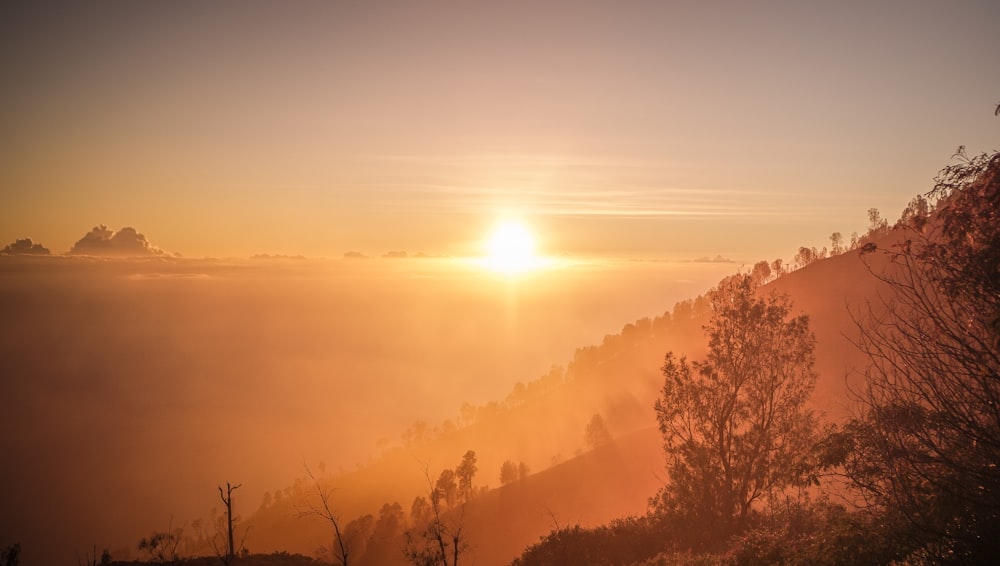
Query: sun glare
484 221 542 275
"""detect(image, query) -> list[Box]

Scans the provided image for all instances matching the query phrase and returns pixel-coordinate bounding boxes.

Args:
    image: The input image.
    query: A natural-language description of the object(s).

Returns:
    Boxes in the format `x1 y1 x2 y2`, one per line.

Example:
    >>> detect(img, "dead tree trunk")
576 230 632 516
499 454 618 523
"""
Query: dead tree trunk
218 482 241 562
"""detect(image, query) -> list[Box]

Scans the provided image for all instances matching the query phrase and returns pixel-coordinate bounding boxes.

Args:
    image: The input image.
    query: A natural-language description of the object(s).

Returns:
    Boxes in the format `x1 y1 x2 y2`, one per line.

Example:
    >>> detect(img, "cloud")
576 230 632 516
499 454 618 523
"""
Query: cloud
382 250 408 258
691 255 734 263
1 238 51 255
250 253 307 260
68 225 163 256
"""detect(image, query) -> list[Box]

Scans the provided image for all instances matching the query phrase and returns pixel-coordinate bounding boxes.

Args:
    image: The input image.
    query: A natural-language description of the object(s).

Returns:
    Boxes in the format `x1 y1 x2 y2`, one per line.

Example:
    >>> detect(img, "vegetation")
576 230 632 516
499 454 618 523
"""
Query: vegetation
651 273 828 547
217 483 243 565
300 467 351 566
847 149 1000 562
66 147 998 566
404 451 479 566
512 149 1000 565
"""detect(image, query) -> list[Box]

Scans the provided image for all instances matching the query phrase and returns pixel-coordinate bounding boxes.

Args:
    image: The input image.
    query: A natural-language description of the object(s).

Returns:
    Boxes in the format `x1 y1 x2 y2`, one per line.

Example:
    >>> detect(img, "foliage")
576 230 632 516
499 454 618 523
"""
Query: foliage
511 516 672 566
404 452 478 566
793 246 826 268
585 413 613 450
719 497 913 566
511 499 915 566
498 460 530 485
850 149 1000 562
137 528 183 563
651 274 825 546
106 552 320 565
455 451 477 503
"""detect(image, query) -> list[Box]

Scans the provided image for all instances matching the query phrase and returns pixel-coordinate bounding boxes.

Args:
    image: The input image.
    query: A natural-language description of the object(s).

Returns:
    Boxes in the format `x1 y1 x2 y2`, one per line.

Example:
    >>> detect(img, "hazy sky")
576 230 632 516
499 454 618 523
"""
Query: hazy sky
1 0 997 260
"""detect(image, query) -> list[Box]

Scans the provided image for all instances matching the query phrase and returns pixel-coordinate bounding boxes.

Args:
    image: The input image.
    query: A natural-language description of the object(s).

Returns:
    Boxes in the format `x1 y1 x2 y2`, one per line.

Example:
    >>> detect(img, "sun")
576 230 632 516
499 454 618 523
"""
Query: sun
484 221 541 274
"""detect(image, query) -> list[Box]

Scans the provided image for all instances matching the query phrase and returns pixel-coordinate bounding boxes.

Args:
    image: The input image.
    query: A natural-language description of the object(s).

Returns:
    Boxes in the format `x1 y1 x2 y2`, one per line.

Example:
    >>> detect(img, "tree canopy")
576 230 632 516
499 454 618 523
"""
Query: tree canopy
652 274 823 545
849 149 1000 561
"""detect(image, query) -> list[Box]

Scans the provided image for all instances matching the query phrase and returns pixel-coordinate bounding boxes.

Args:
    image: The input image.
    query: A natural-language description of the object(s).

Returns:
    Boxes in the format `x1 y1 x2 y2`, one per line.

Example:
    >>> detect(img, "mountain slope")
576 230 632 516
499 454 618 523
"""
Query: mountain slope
246 243 892 564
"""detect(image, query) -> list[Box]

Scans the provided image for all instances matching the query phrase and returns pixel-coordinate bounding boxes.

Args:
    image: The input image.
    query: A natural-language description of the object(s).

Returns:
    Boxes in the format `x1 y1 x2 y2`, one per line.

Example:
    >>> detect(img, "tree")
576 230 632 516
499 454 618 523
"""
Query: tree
651 274 823 546
138 527 183 563
848 150 1000 560
866 207 889 238
584 414 612 449
829 232 844 255
455 451 477 503
750 260 772 286
361 502 406 565
793 246 826 269
500 460 519 485
404 453 478 566
1 543 19 566
217 482 242 564
299 466 351 566
769 258 785 278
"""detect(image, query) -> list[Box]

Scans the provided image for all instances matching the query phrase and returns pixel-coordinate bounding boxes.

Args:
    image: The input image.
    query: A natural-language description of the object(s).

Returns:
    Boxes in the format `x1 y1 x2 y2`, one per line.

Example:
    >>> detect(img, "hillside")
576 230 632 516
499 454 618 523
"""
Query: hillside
242 241 892 564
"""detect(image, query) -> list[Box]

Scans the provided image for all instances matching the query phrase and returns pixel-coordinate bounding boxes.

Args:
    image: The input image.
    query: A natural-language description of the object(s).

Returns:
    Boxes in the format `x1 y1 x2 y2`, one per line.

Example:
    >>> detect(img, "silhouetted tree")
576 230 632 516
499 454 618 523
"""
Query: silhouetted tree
299 466 351 566
217 482 242 564
829 232 844 255
360 502 405 565
651 274 825 546
866 207 889 239
1 543 19 566
76 545 111 566
793 246 826 269
849 149 1000 561
455 451 477 503
499 460 530 485
499 460 518 485
138 526 183 563
770 258 785 278
584 413 612 449
750 260 772 286
404 453 477 566
434 469 458 510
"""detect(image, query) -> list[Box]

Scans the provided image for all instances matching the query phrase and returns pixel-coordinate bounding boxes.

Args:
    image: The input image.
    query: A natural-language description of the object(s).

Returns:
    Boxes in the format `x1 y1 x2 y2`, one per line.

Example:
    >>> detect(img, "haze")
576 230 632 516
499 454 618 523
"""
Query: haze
0 255 735 562
1 0 998 564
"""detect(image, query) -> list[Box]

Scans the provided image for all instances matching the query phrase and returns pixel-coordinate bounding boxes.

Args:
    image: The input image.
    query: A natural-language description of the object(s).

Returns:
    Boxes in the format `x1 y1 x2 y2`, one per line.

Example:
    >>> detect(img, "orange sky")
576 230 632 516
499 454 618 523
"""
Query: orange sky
1 0 998 261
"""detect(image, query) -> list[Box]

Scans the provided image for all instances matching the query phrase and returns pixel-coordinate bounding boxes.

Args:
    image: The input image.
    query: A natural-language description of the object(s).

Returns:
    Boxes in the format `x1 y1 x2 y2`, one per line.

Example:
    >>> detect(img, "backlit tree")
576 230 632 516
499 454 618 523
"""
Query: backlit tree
652 274 823 545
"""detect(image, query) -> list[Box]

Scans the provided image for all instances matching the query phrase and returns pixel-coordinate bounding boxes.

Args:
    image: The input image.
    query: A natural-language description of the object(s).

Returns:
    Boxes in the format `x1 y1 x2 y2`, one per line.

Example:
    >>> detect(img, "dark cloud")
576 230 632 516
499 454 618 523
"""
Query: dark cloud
1 238 51 255
382 250 408 258
343 251 368 259
68 225 163 256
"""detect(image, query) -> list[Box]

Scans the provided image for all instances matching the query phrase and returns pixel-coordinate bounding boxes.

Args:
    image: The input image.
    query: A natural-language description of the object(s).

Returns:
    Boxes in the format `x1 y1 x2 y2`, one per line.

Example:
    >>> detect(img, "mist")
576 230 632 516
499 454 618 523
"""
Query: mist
0 254 734 564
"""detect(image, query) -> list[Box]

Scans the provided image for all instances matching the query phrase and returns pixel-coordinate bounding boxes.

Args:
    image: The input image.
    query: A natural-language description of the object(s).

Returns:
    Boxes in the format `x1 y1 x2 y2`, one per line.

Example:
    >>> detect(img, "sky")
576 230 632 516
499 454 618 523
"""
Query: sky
1 0 998 261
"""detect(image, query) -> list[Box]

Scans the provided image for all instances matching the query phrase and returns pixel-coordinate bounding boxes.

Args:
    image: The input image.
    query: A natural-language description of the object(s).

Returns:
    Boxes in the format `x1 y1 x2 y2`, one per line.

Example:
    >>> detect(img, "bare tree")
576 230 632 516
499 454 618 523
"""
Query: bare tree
217 482 242 564
848 150 1000 560
298 465 351 566
404 454 477 566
